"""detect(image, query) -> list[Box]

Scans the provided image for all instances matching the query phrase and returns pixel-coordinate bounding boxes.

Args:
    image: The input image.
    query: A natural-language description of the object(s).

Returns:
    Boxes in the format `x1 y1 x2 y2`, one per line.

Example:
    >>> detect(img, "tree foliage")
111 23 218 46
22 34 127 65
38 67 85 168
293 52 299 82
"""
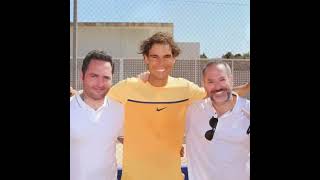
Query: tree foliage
222 51 250 59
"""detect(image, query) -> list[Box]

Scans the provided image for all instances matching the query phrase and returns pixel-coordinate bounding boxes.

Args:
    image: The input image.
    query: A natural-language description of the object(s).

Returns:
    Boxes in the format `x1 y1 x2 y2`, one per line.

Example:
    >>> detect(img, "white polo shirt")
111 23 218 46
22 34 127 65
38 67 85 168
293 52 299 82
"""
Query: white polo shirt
186 94 250 180
70 94 124 180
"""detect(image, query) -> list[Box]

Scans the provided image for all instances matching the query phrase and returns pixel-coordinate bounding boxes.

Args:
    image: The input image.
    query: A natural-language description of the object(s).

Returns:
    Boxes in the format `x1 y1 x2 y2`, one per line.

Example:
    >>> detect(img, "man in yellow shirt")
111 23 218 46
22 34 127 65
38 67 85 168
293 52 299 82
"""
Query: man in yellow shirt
107 32 249 180
108 32 204 180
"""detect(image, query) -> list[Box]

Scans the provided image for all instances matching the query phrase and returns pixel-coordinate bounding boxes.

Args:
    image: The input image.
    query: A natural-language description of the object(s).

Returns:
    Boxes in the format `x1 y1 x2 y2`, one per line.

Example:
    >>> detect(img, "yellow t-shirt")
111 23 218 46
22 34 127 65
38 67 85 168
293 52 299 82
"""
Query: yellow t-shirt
108 76 206 180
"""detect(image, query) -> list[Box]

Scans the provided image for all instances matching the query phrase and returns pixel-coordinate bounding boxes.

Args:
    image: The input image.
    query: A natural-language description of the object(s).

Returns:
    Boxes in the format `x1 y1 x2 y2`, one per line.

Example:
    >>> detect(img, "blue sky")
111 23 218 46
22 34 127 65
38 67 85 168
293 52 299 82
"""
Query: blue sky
70 0 250 58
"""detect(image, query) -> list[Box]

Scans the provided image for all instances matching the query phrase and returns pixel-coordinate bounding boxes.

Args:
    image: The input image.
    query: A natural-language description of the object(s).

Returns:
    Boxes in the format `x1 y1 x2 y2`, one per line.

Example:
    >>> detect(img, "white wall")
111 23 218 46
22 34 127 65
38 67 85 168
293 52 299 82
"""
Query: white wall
177 42 200 59
70 23 173 58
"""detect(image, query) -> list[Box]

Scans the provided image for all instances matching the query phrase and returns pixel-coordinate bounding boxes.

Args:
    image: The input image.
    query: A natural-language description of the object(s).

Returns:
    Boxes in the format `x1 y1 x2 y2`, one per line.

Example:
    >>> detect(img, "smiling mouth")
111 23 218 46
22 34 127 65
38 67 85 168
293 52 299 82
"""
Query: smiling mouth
156 69 165 72
215 91 224 95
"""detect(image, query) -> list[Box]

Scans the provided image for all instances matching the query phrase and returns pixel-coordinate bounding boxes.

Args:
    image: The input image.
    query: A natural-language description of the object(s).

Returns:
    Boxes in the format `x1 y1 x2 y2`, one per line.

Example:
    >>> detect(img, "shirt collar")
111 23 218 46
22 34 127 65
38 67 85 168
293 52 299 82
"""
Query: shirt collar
75 92 108 111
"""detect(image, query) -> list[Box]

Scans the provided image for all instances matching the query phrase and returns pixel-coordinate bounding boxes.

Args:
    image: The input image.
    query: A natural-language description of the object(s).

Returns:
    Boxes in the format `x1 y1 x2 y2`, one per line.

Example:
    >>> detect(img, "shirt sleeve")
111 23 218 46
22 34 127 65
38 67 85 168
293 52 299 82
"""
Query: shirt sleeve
187 80 206 102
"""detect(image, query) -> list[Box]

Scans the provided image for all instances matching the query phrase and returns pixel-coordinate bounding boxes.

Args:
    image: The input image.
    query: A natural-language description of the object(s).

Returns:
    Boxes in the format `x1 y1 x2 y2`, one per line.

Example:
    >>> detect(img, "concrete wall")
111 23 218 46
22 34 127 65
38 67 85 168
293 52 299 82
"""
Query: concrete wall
177 42 200 59
70 22 174 58
70 22 200 59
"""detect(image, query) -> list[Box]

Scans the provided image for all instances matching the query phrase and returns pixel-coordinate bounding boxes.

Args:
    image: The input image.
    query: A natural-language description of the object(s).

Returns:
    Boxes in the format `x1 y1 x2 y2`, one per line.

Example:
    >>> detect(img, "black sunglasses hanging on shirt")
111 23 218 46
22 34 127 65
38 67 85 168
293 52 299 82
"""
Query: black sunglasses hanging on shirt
205 117 218 141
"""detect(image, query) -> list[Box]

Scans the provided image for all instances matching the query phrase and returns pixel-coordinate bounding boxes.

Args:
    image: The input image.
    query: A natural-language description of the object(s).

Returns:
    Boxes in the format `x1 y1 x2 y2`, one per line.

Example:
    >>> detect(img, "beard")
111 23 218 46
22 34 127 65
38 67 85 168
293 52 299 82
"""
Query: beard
209 88 232 103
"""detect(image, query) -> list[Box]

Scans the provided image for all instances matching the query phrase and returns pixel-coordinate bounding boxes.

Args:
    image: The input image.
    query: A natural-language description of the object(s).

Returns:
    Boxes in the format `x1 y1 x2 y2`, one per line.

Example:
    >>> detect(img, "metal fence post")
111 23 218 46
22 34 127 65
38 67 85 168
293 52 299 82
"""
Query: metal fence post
231 59 234 76
194 59 198 85
73 0 78 89
120 58 124 81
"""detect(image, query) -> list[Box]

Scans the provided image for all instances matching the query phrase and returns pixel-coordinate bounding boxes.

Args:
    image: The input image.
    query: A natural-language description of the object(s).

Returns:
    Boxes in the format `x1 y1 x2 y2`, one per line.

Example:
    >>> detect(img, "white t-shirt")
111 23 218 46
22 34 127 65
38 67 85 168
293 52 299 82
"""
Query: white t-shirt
70 94 124 180
186 95 250 180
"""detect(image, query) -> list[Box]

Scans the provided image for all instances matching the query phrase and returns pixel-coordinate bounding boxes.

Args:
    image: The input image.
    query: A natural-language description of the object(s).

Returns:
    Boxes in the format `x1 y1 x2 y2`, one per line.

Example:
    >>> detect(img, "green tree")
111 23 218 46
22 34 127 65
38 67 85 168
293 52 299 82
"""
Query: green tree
234 53 242 59
222 52 233 59
243 52 250 59
222 51 250 59
200 52 208 58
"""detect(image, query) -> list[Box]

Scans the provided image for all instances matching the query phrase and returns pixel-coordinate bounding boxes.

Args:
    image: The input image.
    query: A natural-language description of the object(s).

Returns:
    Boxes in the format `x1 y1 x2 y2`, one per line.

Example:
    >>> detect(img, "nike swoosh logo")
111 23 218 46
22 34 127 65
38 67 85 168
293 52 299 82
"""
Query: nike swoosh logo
156 107 167 111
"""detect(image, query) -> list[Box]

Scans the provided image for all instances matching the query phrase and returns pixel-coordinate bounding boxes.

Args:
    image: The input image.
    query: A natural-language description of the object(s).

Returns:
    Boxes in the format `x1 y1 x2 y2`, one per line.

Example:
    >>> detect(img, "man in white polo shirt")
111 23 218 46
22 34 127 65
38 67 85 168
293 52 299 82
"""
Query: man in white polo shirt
70 50 124 180
186 61 250 180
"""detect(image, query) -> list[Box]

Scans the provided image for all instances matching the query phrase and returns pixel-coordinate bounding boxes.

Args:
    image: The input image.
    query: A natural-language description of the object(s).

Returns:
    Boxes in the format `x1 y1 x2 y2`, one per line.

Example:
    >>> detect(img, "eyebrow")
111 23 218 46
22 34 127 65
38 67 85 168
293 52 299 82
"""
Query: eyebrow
88 73 98 76
149 53 172 57
104 75 111 79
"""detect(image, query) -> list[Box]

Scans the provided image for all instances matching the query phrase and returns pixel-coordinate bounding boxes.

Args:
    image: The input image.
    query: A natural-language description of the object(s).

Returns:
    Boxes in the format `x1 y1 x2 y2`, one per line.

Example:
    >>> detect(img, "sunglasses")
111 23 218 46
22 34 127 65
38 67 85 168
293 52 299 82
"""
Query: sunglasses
205 117 218 141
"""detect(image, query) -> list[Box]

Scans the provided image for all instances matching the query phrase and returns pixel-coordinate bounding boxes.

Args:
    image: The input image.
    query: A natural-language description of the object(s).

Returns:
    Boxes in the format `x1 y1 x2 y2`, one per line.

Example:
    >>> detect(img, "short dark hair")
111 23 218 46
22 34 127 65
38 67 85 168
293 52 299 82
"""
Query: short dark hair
139 32 181 58
81 50 114 75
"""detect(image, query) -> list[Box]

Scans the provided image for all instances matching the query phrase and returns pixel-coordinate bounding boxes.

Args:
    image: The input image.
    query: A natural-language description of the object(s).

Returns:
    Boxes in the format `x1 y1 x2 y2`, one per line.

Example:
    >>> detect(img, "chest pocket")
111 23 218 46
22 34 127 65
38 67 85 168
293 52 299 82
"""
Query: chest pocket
215 113 250 144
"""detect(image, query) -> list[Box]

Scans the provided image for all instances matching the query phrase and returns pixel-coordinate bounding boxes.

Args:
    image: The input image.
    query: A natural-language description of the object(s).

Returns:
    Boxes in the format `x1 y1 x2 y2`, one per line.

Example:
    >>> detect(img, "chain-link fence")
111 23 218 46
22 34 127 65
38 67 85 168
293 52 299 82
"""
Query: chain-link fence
70 57 250 168
70 57 249 90
70 0 250 86
70 0 250 173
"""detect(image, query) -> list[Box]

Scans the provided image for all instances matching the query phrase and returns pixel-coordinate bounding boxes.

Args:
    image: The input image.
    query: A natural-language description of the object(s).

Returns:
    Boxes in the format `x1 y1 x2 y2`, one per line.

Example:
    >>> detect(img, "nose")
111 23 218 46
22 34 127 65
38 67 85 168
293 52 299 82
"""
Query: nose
155 58 164 65
213 82 222 90
152 57 166 65
96 77 106 88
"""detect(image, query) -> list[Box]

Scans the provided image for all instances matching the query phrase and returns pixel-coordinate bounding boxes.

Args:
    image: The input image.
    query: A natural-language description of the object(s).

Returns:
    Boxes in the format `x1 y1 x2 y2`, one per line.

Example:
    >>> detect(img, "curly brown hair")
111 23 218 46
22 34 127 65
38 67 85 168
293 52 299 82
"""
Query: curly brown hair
139 32 181 58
